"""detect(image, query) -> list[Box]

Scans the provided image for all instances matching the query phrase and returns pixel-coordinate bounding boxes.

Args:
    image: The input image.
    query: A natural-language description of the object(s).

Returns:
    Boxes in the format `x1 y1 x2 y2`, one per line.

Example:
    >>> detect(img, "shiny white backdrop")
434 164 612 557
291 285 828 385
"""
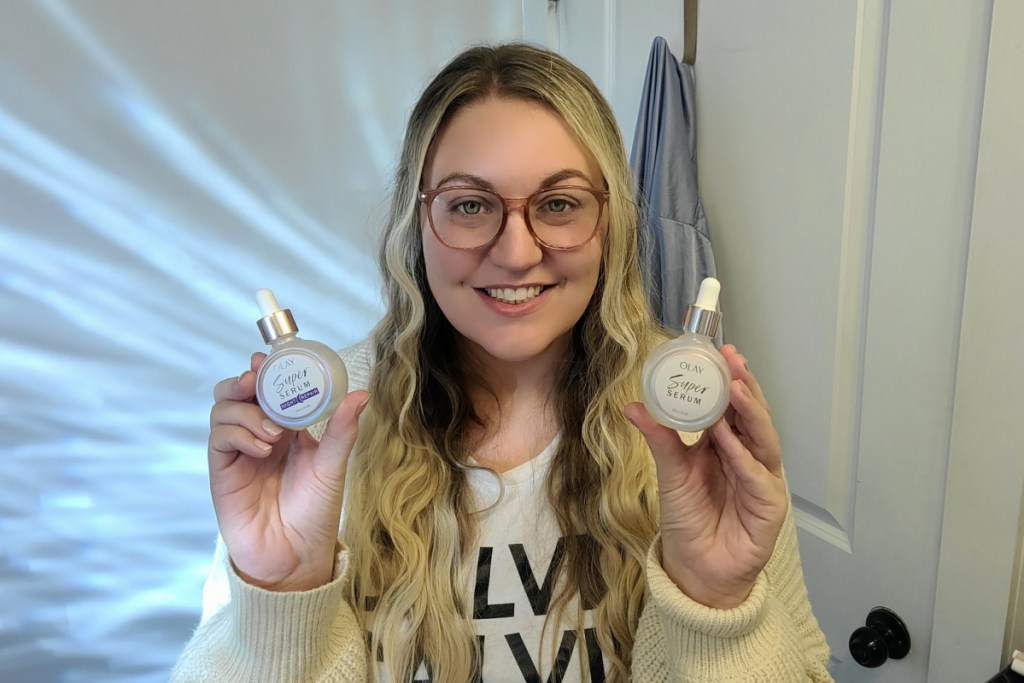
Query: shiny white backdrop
0 3 537 680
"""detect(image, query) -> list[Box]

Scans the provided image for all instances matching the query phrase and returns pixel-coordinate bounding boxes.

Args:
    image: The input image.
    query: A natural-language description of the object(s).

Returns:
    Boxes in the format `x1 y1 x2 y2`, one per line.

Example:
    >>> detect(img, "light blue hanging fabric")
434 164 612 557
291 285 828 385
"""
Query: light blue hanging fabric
630 36 720 338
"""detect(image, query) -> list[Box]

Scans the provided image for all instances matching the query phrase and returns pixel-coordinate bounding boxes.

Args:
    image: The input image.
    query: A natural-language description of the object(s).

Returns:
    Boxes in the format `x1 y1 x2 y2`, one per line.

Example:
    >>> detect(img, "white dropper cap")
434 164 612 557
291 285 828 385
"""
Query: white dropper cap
256 288 281 317
255 288 298 343
693 277 721 311
683 277 723 337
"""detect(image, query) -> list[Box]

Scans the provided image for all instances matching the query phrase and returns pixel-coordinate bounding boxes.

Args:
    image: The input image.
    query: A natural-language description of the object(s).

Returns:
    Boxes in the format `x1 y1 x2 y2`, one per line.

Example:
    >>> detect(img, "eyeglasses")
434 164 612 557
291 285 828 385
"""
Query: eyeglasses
418 185 609 250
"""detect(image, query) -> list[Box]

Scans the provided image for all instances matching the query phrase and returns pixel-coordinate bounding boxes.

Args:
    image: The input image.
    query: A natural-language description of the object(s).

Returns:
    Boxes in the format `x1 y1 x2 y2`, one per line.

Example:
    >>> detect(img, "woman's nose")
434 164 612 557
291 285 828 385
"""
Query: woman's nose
487 203 543 270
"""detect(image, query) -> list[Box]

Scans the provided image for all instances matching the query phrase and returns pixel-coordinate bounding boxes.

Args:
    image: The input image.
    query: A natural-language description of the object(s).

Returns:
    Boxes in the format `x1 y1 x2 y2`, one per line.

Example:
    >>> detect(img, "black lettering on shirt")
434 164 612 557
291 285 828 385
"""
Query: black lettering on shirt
367 631 383 662
370 535 610 679
510 537 565 616
474 546 515 619
584 628 606 683
506 629 577 683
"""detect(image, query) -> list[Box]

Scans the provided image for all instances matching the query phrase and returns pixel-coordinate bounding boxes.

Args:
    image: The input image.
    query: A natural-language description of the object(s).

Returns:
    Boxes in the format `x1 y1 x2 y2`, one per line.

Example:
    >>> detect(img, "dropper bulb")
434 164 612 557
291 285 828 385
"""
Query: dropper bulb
694 278 721 310
256 288 281 317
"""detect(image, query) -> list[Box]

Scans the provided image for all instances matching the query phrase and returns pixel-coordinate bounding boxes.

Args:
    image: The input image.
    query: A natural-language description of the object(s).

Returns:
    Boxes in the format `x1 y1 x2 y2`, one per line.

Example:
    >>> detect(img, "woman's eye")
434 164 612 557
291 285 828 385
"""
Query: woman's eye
540 196 579 213
455 200 483 215
440 192 496 217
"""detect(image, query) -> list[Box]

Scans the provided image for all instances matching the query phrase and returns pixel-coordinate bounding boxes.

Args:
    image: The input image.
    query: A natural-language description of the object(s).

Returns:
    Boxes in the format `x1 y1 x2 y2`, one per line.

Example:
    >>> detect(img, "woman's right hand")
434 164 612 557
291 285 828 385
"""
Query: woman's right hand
207 352 369 592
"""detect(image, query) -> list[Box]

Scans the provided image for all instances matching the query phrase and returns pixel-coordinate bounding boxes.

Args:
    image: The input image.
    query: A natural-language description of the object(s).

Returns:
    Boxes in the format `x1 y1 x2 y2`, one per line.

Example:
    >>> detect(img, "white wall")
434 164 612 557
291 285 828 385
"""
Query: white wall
0 3 685 680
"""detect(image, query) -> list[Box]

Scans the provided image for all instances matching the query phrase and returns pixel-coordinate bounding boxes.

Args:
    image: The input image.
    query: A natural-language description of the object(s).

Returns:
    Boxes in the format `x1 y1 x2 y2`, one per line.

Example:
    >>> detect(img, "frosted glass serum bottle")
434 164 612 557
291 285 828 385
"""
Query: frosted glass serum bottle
642 278 731 431
253 289 348 430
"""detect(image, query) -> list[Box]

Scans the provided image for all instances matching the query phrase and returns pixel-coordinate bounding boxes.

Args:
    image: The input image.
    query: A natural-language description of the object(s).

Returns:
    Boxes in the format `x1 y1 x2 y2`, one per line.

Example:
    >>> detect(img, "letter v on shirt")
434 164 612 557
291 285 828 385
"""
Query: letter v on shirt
371 435 609 682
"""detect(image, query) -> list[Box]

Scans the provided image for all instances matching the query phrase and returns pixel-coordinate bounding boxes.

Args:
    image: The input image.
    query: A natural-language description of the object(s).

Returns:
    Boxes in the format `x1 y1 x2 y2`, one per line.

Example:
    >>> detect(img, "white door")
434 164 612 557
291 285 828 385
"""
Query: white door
671 1 1019 681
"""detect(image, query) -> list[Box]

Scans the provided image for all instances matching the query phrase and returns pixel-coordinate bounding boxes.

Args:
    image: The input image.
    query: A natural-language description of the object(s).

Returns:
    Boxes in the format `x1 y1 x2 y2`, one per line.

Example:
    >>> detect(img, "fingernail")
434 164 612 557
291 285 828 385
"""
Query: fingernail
258 440 273 454
262 419 283 436
355 397 370 418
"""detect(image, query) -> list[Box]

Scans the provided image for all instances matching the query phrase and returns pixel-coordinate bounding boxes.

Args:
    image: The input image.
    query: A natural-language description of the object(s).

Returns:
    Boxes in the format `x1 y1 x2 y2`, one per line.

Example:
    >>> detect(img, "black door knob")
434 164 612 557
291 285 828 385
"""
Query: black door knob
849 607 911 668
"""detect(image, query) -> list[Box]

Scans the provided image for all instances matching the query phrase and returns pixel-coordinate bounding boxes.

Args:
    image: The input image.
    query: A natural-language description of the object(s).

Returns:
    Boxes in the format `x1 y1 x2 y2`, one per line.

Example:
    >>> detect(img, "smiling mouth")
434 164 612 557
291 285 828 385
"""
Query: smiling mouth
481 285 547 304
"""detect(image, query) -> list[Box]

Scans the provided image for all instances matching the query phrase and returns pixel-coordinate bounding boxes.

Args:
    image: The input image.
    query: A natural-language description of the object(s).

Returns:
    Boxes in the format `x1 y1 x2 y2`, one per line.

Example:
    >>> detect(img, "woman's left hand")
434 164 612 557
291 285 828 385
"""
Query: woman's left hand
625 344 788 609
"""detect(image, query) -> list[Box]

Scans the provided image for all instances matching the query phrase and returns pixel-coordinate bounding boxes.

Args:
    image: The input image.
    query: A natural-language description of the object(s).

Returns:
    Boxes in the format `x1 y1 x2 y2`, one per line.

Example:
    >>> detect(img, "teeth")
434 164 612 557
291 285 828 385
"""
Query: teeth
484 285 544 304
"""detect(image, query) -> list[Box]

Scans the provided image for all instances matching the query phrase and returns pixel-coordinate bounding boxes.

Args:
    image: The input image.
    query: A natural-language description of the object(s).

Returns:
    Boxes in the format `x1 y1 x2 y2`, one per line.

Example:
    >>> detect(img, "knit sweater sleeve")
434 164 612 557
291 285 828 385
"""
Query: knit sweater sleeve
631 505 834 682
170 546 369 683
171 340 376 682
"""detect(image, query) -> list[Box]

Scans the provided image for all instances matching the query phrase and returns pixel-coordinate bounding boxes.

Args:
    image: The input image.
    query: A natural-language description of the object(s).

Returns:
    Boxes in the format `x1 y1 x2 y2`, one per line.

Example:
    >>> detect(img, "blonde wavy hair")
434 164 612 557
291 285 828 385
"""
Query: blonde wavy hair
343 43 666 682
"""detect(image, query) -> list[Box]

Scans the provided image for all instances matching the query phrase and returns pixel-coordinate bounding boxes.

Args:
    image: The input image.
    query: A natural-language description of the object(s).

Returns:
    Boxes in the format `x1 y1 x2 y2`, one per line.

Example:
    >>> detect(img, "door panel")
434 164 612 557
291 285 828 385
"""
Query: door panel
674 1 993 680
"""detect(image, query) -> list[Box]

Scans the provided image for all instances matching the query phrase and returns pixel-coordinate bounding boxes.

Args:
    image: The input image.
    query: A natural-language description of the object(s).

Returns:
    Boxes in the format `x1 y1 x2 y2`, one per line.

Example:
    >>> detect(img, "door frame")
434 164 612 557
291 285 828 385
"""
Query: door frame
930 0 1024 678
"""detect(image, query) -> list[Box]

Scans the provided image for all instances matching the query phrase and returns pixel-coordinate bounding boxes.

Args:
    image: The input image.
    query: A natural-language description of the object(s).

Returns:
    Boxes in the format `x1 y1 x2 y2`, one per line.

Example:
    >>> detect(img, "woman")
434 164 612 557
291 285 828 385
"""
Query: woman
173 43 833 682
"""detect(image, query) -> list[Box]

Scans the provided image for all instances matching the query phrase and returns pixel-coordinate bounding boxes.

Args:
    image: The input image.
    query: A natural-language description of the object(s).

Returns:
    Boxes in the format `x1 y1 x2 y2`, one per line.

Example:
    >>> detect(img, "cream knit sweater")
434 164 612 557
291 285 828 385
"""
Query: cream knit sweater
172 343 834 682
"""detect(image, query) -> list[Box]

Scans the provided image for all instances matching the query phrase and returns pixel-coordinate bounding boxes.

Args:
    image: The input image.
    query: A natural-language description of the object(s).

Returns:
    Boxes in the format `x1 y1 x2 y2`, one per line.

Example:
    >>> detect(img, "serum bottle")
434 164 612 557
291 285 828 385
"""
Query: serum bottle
642 278 731 431
253 288 348 430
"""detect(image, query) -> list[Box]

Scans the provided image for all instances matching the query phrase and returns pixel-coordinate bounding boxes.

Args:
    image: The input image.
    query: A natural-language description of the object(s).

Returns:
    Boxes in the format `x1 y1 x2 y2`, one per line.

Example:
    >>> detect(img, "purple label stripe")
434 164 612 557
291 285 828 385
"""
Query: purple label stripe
279 388 320 411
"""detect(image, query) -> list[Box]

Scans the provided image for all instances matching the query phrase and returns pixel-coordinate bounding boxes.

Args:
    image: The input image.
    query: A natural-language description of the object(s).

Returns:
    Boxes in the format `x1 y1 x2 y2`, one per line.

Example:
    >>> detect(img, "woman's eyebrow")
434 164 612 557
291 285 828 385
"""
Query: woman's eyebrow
432 173 495 190
430 168 598 191
539 168 597 188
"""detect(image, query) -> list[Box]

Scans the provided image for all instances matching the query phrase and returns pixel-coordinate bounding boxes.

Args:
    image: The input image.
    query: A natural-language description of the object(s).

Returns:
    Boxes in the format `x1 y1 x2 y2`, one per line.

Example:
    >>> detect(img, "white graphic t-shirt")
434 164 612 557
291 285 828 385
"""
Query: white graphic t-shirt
380 435 608 682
